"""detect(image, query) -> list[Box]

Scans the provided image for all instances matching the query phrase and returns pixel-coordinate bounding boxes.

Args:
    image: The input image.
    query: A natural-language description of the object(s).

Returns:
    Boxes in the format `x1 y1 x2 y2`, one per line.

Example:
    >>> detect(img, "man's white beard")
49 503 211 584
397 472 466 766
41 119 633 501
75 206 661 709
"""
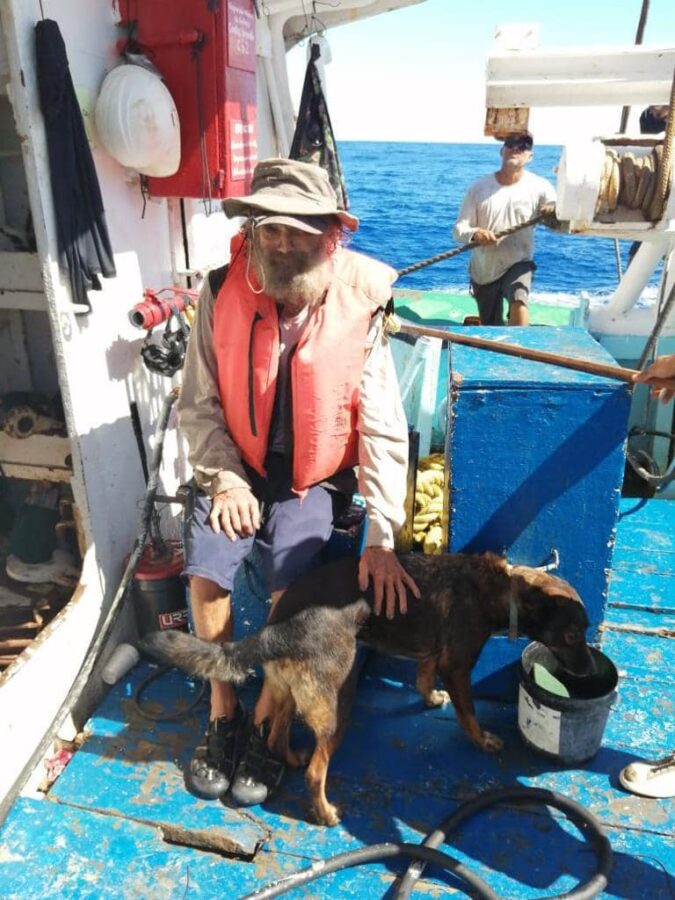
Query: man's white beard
253 241 334 314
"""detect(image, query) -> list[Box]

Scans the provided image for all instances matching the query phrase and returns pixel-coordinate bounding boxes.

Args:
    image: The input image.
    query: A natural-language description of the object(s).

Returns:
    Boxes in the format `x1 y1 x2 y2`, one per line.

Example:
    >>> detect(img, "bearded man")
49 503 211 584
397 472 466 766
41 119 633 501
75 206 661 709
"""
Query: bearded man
178 158 418 807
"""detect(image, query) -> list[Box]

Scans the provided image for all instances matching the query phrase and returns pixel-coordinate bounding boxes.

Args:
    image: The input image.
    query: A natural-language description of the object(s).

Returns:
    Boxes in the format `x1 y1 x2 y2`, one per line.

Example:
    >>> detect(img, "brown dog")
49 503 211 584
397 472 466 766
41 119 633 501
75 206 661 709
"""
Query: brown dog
143 552 592 826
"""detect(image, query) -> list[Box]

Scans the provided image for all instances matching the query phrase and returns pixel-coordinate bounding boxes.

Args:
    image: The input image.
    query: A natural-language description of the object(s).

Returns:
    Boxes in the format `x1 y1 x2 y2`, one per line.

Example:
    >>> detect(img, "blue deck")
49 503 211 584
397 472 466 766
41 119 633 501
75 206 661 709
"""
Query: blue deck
1 497 673 899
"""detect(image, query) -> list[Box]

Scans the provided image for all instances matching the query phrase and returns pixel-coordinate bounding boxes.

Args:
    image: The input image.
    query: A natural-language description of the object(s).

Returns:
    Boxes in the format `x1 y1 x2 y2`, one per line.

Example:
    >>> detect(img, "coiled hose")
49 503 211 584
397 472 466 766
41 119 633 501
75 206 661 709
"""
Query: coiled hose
241 785 612 900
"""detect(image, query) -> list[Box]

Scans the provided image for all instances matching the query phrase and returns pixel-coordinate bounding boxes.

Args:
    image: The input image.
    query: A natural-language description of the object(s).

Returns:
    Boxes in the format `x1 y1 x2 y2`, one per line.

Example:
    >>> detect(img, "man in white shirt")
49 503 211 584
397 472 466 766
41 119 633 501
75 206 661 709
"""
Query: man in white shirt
454 132 556 326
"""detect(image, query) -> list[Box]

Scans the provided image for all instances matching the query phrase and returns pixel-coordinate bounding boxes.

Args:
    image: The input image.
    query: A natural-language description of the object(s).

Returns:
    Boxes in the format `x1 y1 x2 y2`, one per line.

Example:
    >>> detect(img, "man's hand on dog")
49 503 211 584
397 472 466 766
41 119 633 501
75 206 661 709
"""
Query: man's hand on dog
209 487 260 540
358 547 421 619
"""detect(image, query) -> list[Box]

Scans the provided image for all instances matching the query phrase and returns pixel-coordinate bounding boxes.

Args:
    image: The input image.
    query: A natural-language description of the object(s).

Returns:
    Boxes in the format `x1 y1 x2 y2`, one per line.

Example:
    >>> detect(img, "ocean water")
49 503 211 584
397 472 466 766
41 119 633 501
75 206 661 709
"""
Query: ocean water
339 141 658 307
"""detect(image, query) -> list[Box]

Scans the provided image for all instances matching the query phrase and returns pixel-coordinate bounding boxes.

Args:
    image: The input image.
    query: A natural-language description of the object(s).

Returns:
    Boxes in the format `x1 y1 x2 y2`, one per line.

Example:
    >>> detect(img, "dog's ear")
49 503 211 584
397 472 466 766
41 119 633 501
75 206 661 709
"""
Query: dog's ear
510 567 589 629
512 567 583 603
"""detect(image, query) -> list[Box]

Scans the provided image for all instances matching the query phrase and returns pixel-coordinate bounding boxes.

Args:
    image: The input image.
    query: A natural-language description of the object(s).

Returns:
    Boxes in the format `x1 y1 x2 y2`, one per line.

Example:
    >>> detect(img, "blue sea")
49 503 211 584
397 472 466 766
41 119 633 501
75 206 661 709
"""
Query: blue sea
338 141 658 307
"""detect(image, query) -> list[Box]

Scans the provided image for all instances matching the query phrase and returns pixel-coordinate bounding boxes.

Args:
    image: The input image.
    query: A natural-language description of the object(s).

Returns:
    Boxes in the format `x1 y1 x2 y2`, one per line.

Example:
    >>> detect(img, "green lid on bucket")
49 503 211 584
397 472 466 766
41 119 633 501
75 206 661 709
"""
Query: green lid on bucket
532 662 571 698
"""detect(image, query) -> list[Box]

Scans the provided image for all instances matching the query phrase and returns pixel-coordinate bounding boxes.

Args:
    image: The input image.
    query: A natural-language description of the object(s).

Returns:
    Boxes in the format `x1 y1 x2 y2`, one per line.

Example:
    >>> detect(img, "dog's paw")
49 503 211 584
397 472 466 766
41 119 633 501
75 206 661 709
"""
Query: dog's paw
478 731 504 753
314 802 341 827
423 689 450 708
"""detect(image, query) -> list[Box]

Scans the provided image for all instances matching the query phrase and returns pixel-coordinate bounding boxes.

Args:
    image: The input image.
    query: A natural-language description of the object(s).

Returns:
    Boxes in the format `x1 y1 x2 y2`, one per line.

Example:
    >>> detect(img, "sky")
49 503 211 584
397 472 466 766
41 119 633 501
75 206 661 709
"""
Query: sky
286 0 675 144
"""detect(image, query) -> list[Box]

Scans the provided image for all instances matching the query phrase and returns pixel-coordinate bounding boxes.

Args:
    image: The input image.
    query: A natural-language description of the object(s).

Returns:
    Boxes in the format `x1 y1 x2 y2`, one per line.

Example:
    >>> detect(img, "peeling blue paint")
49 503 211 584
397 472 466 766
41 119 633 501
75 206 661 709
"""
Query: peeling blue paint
0 489 672 899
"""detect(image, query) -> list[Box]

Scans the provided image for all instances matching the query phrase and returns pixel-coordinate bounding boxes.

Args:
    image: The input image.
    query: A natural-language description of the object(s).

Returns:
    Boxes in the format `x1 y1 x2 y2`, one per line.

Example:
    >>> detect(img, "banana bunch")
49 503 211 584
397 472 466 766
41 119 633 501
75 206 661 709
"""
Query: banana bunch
413 453 445 555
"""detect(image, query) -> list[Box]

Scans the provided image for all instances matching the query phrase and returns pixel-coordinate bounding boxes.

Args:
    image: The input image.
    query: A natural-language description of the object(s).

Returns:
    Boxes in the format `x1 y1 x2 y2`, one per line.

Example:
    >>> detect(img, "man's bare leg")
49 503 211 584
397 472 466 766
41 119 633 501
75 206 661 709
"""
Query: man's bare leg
509 299 529 325
230 588 288 806
189 574 237 720
187 574 244 799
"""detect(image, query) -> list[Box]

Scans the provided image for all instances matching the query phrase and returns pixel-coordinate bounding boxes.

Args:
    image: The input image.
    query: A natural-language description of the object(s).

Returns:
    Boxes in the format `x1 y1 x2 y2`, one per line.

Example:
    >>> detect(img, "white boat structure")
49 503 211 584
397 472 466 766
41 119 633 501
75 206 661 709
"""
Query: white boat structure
0 3 672 894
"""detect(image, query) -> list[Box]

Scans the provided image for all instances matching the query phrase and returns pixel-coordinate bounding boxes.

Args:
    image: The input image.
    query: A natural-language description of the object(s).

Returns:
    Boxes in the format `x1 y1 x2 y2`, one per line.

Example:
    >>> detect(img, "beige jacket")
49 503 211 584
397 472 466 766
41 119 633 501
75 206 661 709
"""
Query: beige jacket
178 273 409 549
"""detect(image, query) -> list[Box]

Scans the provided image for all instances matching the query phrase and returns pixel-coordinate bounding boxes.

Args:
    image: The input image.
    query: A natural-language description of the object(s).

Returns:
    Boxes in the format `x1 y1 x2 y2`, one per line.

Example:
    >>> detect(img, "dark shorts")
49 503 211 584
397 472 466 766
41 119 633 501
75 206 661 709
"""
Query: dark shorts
183 457 334 593
471 260 535 326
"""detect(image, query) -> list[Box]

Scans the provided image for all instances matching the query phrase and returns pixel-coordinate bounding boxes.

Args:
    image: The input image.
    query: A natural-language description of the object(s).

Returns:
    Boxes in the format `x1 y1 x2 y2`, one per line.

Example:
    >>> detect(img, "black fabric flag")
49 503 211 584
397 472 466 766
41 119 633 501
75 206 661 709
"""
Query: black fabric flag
289 42 349 211
35 20 116 310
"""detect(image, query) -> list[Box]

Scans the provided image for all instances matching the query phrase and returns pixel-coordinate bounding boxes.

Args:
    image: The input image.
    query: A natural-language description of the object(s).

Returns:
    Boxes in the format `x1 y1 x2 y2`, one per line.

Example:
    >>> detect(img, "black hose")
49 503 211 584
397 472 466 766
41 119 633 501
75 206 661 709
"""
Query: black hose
130 664 206 722
240 786 612 900
397 786 612 900
0 389 179 825
242 841 498 900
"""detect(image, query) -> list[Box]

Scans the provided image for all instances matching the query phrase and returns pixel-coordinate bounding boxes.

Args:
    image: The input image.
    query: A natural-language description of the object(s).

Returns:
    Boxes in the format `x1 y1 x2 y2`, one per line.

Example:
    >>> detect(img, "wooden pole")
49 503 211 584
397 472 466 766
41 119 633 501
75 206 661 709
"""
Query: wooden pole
397 320 639 384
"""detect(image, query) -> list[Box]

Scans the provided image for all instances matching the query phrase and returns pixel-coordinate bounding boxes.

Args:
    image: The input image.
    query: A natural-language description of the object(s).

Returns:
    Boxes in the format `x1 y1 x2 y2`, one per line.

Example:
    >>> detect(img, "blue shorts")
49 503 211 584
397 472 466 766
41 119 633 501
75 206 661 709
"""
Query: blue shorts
183 476 334 593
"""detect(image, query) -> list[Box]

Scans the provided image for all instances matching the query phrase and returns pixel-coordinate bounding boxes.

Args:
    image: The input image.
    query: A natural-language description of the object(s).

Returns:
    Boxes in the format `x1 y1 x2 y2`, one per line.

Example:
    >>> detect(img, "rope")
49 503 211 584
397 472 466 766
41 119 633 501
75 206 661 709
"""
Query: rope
627 260 675 488
655 69 675 218
396 209 552 279
637 265 675 370
595 144 670 221
598 63 675 223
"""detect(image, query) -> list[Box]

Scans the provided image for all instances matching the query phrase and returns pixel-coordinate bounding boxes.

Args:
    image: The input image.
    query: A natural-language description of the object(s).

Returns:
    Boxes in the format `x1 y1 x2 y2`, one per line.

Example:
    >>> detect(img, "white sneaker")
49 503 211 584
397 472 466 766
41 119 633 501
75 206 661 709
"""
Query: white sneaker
619 752 675 799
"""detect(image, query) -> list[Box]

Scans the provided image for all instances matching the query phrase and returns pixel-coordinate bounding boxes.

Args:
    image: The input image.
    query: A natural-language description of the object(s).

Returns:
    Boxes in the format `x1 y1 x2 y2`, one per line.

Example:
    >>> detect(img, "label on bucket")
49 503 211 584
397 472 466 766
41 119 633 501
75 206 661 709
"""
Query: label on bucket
158 609 189 630
518 685 561 754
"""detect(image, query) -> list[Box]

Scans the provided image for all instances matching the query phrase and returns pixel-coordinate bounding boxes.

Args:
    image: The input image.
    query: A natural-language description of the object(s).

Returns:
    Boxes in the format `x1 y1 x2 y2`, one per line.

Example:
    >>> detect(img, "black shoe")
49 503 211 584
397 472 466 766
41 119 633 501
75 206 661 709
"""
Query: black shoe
187 704 246 800
229 719 286 806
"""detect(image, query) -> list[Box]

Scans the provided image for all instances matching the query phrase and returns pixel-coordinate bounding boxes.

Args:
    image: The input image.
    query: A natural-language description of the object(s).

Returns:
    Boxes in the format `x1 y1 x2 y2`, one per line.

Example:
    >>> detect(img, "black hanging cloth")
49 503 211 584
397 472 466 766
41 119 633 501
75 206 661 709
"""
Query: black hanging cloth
35 20 116 310
289 42 349 211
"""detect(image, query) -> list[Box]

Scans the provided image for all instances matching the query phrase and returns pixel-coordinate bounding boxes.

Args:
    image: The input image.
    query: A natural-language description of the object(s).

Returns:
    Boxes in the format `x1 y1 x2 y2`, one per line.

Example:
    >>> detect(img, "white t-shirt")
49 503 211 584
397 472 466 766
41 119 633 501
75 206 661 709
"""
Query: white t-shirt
453 171 556 285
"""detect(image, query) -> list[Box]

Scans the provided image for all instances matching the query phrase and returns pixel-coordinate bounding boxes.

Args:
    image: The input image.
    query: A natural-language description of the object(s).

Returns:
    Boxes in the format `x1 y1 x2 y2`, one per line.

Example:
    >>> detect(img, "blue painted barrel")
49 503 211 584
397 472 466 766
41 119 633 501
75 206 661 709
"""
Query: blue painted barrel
518 642 618 764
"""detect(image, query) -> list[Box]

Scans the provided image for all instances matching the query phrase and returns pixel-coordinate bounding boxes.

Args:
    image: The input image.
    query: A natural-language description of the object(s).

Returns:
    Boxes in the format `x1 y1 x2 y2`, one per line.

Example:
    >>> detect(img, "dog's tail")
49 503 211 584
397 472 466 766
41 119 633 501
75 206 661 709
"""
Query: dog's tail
141 599 369 683
140 629 263 684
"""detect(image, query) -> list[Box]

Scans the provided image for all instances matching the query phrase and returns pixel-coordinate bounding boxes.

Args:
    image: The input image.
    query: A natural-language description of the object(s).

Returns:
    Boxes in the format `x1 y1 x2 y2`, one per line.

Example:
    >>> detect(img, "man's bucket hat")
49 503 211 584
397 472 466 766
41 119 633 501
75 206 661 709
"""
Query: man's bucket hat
222 158 358 233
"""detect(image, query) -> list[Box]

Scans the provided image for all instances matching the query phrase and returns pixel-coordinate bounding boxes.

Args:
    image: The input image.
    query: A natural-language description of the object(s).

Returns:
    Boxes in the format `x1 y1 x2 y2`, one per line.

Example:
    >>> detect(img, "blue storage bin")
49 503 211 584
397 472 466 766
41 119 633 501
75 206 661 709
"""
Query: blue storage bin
448 326 631 639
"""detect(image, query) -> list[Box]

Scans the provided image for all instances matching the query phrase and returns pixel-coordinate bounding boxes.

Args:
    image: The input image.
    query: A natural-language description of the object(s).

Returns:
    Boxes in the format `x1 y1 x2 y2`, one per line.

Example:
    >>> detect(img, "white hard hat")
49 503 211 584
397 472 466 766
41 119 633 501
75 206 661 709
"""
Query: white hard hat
94 64 180 177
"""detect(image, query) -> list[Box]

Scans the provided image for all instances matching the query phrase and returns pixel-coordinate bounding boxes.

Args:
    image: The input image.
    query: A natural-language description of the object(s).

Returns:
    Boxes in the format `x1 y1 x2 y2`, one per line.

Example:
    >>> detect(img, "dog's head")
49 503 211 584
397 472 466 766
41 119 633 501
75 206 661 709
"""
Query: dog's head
509 566 595 676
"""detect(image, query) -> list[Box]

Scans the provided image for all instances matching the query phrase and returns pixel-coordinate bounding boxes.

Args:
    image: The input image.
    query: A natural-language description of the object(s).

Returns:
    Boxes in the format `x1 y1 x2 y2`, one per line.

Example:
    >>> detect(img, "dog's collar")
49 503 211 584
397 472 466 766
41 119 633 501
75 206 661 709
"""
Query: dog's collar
508 593 519 640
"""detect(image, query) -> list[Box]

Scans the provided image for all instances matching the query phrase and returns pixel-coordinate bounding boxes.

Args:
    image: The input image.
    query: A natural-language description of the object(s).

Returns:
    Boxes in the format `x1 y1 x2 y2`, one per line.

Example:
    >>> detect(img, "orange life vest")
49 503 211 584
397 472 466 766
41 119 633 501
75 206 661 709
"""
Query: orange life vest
213 233 397 493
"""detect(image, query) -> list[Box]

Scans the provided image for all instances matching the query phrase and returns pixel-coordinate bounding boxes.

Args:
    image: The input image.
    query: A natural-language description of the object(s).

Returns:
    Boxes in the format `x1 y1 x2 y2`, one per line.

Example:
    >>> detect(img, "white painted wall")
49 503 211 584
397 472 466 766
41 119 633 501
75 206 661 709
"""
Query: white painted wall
0 0 186 812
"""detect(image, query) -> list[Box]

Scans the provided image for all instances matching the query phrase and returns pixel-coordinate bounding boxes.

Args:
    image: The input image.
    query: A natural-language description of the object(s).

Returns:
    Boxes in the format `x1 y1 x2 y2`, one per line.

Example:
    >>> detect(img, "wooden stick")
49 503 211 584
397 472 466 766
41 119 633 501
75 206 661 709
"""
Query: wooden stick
397 320 639 384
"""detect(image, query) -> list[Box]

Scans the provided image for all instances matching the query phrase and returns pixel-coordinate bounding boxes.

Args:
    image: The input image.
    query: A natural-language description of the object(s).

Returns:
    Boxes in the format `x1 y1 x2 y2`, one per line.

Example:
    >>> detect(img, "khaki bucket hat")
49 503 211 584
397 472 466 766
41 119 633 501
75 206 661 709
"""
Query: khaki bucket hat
223 158 358 232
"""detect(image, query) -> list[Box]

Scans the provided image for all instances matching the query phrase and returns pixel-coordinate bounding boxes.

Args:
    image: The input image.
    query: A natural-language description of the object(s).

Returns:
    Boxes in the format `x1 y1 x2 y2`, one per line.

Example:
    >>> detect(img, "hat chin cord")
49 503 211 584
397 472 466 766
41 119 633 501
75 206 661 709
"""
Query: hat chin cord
245 237 267 295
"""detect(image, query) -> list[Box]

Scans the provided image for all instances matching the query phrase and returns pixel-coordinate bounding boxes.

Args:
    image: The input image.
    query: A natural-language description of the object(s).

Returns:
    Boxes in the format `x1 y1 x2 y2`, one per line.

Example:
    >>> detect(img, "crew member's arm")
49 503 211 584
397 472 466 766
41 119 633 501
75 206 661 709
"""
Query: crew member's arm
178 278 260 539
632 353 675 403
454 185 496 245
539 178 557 211
356 312 421 618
